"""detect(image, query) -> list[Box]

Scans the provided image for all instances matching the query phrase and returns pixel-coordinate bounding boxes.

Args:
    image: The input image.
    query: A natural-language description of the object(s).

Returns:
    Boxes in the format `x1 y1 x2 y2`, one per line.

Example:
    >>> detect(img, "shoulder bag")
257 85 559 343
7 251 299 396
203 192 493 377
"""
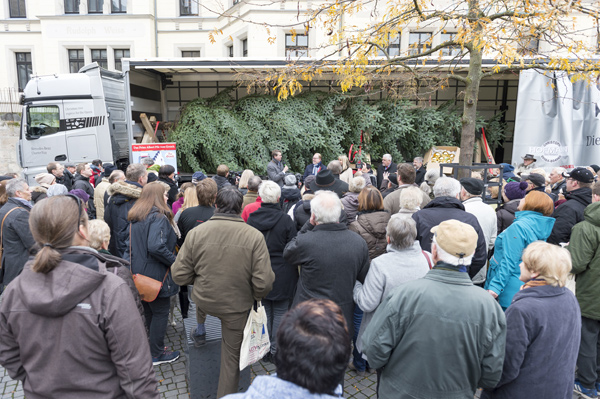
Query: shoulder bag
129 222 169 302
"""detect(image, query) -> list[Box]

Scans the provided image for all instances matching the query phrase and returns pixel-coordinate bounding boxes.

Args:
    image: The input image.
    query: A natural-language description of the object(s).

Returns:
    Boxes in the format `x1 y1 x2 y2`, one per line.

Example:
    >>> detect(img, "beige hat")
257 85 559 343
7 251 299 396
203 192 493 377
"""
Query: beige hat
430 220 478 259
35 173 56 188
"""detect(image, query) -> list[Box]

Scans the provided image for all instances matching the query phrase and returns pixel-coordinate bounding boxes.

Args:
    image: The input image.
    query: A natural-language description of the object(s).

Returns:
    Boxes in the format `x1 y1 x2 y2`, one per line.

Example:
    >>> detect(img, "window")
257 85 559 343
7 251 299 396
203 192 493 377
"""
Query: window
65 0 79 13
227 45 233 57
26 106 61 139
377 33 400 57
408 32 432 55
180 0 198 16
285 34 308 58
16 52 32 92
88 0 104 13
114 49 130 71
182 50 200 57
242 39 248 57
9 0 26 18
111 0 126 13
440 33 461 57
68 49 85 73
91 49 108 69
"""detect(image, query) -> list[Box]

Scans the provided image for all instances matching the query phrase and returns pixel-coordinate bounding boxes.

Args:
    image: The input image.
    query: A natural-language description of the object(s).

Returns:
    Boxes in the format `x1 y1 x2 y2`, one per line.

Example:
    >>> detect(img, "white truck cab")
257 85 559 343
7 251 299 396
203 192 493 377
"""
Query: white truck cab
19 63 132 184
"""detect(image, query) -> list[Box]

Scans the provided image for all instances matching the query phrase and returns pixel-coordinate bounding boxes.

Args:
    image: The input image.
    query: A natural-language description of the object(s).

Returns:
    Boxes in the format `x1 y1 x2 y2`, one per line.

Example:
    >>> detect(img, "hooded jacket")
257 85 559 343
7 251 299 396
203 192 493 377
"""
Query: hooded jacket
104 181 142 257
341 191 360 223
496 199 520 234
72 174 96 219
412 196 488 279
484 210 555 308
31 186 48 204
349 210 391 260
280 186 302 214
212 175 232 191
568 201 600 320
247 203 298 301
547 187 592 245
123 208 179 298
0 249 158 399
0 198 35 288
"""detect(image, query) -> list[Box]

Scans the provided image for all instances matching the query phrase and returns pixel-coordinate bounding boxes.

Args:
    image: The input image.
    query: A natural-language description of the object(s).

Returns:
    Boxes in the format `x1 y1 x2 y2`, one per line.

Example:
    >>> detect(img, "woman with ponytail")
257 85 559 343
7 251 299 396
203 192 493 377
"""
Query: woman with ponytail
0 195 159 398
124 181 180 365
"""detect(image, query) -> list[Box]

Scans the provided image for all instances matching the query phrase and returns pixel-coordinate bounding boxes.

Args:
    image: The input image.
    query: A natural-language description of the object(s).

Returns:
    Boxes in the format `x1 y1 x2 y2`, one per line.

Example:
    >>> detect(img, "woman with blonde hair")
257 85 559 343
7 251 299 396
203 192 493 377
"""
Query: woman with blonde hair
482 242 580 399
238 169 255 195
484 191 556 309
174 186 199 223
338 155 353 185
124 182 180 365
0 195 158 397
172 182 194 215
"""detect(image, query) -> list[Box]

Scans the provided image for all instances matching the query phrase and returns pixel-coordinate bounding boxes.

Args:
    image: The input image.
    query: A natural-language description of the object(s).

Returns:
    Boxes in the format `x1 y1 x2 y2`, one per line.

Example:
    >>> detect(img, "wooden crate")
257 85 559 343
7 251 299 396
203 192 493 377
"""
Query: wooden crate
424 146 461 174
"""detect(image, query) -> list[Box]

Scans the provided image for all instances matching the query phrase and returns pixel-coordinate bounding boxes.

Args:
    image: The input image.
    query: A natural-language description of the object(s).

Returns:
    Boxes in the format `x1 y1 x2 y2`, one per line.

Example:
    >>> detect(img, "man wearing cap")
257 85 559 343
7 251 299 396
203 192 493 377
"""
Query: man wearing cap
376 154 397 189
383 164 430 213
523 173 556 202
309 169 349 198
547 167 594 245
460 178 497 285
515 154 536 176
303 153 324 180
191 171 206 185
362 219 506 399
412 177 488 280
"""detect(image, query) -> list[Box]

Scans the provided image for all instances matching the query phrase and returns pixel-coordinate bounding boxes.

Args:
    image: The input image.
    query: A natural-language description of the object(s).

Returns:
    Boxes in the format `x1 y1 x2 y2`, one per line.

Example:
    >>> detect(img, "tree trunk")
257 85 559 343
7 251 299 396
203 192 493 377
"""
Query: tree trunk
458 47 483 179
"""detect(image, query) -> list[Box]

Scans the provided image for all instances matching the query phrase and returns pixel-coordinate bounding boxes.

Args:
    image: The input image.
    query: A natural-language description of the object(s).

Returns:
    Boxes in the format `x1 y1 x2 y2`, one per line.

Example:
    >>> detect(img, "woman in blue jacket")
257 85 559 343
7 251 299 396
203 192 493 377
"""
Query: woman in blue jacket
484 191 555 310
125 181 180 365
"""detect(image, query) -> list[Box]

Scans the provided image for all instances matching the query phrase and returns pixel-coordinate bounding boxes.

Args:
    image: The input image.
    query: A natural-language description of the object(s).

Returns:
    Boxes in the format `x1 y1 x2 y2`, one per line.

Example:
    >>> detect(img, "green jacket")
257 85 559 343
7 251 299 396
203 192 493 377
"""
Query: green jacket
171 214 274 315
568 201 600 320
362 264 506 399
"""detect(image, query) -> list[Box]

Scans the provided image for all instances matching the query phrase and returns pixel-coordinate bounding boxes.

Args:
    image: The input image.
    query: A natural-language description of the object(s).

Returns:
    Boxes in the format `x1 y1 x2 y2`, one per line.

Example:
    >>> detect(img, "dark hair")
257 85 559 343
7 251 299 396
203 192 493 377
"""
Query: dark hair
215 187 243 215
128 182 173 222
158 164 176 180
197 178 218 206
358 185 384 211
397 163 416 185
275 299 351 395
92 159 102 167
30 196 88 274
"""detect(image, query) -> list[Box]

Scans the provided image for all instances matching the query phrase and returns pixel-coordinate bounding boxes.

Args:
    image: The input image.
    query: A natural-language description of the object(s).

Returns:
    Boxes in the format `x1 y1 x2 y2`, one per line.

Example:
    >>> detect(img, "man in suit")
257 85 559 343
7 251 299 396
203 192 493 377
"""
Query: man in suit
303 153 324 180
376 154 397 189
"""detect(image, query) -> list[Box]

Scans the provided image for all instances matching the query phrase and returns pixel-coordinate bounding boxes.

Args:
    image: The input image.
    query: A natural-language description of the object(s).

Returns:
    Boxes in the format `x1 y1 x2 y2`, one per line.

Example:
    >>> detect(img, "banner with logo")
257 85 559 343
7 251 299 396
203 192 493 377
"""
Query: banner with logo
131 143 177 173
512 69 600 170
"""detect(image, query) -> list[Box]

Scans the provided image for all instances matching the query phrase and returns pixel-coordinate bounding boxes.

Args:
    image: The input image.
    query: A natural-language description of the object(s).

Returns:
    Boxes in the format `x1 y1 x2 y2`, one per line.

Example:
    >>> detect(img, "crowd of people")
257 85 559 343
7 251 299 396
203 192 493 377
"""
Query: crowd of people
0 149 598 399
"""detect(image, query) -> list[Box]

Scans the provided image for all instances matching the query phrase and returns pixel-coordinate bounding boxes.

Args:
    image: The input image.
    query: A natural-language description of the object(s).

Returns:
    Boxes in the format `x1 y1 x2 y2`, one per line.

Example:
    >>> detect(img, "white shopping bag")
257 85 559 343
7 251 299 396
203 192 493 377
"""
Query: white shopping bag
239 301 270 370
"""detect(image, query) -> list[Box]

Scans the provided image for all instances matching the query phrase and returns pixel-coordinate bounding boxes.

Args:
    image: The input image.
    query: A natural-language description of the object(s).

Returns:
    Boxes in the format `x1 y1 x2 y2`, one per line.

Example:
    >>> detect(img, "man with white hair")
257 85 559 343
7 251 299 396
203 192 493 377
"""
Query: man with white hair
376 154 397 189
284 190 370 336
412 177 488 280
362 219 506 399
549 167 567 197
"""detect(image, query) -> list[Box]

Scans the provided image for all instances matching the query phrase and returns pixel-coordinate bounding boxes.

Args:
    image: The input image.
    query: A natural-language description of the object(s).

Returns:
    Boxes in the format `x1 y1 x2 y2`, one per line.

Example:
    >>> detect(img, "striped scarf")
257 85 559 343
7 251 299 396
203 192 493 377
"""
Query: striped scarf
522 278 548 290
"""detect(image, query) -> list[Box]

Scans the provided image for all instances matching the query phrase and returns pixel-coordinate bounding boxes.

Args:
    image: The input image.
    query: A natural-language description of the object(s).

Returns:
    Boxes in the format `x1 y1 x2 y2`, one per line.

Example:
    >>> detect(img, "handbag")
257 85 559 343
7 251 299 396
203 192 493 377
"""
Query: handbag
129 222 169 302
239 301 270 370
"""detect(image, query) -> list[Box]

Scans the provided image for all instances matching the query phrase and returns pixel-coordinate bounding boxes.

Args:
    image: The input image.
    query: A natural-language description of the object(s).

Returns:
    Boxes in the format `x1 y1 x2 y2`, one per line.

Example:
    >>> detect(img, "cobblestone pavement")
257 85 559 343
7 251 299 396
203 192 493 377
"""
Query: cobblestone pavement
0 302 581 398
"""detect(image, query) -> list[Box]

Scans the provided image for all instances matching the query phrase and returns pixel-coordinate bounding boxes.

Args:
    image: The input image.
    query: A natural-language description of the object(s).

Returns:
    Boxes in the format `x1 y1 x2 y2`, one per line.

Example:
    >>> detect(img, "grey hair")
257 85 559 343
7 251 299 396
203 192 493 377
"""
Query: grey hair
399 186 422 211
6 178 28 198
349 176 367 193
424 169 440 186
126 163 147 183
248 176 262 192
327 160 342 175
47 184 68 197
386 214 417 250
432 236 474 266
382 154 392 161
311 190 342 224
414 157 424 163
553 167 566 176
258 180 281 204
109 170 125 184
141 157 154 166
433 177 461 198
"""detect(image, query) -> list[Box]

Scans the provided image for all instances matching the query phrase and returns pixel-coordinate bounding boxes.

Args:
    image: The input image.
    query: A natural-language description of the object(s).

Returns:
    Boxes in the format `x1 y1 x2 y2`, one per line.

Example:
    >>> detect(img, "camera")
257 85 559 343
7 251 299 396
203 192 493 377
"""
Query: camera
228 171 242 186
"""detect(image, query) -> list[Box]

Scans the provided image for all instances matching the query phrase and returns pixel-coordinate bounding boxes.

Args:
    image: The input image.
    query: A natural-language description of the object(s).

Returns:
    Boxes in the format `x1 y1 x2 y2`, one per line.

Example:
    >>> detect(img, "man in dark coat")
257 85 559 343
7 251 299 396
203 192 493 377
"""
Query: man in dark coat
284 190 370 336
0 179 35 291
412 176 488 280
547 168 594 245
524 172 556 202
309 169 349 198
47 162 72 191
177 178 217 247
413 157 426 185
303 153 324 180
72 163 96 219
549 167 567 198
104 163 147 257
247 181 298 362
212 164 232 191
376 154 397 189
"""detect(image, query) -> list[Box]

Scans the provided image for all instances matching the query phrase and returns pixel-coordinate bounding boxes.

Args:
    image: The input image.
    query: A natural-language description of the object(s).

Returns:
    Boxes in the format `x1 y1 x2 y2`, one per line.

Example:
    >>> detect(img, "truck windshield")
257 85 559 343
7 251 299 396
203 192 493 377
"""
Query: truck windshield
27 105 60 139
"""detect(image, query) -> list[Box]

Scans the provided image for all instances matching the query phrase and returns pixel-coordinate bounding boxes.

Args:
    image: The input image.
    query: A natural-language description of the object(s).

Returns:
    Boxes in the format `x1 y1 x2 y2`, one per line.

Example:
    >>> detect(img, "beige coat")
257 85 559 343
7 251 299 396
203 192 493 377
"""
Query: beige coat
339 168 354 185
94 178 110 220
383 184 431 215
171 214 274 315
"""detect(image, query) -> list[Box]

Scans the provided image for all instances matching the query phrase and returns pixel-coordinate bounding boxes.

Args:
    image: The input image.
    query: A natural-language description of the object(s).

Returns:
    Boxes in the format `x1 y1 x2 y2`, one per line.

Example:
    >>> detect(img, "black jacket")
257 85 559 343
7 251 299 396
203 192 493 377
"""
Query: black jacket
0 198 35 288
212 175 231 191
123 208 178 298
496 199 520 234
293 199 347 231
376 162 397 189
73 175 96 219
280 187 301 214
415 166 426 185
104 181 142 257
547 187 592 245
247 203 298 301
550 179 567 197
59 170 74 191
158 177 178 209
177 205 215 247
412 196 488 279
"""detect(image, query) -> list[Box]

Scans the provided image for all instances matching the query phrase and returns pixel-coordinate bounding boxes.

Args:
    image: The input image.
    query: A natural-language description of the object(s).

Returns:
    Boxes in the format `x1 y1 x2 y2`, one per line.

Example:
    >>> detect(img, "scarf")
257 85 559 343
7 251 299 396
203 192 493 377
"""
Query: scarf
521 278 548 290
